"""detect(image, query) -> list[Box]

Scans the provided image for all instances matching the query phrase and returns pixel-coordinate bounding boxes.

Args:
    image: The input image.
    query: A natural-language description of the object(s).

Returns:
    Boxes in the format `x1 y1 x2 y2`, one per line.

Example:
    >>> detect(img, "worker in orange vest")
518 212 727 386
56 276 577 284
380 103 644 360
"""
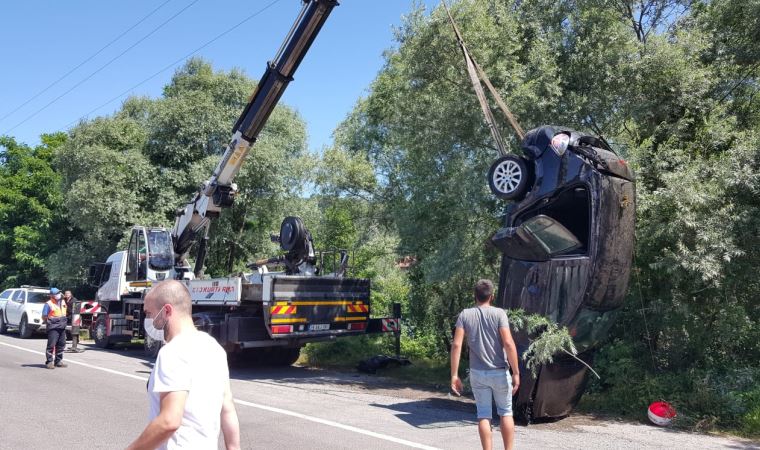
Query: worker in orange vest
42 288 68 369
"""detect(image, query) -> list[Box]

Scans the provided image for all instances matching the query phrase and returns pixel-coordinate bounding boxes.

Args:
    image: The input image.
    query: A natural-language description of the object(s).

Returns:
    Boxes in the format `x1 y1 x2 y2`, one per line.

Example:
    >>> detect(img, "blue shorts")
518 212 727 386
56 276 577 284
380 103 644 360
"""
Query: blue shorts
470 368 513 419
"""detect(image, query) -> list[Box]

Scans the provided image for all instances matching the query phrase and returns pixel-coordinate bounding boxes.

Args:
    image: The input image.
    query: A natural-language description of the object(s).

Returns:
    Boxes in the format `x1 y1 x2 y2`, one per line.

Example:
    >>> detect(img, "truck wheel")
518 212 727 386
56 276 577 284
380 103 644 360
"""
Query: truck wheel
19 315 33 339
488 155 530 200
93 315 113 349
144 334 162 358
274 347 302 366
0 312 7 334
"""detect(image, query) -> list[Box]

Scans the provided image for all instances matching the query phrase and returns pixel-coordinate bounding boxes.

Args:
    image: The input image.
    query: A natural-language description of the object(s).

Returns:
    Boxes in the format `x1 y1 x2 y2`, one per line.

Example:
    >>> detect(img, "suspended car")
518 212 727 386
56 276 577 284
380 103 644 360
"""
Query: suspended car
489 125 636 422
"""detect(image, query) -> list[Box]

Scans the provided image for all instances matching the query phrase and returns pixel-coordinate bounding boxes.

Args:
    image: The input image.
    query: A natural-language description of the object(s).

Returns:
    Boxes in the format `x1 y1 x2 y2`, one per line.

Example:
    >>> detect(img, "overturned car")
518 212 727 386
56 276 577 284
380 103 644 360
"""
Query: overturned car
488 125 636 422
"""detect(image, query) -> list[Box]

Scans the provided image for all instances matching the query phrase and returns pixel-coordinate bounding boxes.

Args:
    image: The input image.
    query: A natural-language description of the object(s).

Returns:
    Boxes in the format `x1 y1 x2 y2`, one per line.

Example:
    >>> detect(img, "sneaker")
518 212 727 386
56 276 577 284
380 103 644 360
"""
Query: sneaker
46 362 55 369
54 362 67 368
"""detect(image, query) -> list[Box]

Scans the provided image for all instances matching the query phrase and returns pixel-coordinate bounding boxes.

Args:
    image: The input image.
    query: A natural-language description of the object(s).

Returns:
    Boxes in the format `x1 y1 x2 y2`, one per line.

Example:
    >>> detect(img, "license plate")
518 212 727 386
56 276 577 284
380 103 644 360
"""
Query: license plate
309 323 330 331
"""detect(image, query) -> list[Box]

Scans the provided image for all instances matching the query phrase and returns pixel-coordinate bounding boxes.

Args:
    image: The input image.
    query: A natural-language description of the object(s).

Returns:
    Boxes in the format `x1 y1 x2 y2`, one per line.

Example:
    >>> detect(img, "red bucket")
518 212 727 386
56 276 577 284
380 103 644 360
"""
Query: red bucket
648 401 677 426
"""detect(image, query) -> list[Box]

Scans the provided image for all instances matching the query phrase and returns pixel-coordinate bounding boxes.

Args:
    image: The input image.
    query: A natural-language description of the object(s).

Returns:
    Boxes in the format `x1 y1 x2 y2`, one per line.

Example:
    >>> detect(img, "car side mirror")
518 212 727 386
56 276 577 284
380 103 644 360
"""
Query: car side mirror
491 215 581 261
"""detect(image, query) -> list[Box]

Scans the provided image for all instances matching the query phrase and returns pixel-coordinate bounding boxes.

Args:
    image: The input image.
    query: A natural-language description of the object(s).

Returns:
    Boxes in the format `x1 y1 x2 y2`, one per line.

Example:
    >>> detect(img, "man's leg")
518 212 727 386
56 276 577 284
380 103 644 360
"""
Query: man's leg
493 370 515 450
45 330 56 367
478 418 493 450
499 415 515 450
54 329 66 366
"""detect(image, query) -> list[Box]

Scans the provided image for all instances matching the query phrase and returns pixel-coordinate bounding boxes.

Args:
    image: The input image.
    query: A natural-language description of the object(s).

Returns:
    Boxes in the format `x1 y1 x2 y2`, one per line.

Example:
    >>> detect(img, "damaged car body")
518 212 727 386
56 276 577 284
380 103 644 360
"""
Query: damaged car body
489 125 636 422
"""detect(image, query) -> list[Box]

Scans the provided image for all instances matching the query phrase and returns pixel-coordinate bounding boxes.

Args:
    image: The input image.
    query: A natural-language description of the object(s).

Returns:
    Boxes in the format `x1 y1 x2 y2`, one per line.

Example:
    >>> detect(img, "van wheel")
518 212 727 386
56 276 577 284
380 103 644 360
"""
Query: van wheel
488 155 530 200
93 315 113 349
0 312 7 334
19 315 33 339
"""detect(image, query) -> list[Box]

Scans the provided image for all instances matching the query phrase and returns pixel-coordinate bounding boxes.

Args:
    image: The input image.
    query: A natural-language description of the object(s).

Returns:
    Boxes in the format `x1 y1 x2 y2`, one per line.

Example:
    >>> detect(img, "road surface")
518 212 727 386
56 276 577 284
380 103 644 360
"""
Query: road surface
0 333 757 449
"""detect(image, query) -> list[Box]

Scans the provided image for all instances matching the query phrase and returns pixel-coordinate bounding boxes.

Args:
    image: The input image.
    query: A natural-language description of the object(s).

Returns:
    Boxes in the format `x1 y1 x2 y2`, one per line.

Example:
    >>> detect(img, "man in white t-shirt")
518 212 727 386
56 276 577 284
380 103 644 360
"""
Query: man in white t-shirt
127 280 240 450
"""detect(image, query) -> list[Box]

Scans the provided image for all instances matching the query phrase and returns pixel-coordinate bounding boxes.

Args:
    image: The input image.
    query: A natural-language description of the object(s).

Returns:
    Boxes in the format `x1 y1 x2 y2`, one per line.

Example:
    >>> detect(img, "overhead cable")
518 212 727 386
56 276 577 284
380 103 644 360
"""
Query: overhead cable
66 0 283 130
3 0 200 135
0 0 174 125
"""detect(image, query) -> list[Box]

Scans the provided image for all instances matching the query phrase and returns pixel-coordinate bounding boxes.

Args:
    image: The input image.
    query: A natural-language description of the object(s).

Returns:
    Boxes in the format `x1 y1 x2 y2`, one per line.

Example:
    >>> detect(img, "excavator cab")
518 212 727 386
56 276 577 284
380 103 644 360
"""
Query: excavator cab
125 226 174 282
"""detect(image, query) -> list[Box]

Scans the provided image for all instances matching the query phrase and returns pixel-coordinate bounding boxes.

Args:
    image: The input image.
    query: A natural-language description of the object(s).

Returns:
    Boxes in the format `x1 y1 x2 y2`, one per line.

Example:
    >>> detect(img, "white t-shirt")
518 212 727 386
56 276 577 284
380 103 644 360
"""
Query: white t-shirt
148 330 229 450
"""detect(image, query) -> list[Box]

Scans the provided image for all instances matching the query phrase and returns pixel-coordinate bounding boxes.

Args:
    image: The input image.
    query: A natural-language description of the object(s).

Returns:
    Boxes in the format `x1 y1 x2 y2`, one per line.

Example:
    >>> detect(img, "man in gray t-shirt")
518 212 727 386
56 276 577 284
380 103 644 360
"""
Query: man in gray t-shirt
451 279 520 450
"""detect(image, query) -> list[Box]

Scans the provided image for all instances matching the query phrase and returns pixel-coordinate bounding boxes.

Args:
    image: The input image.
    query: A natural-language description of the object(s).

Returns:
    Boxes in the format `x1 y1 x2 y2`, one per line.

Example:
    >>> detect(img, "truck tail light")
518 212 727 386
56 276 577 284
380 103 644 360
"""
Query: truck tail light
348 322 366 331
271 325 293 334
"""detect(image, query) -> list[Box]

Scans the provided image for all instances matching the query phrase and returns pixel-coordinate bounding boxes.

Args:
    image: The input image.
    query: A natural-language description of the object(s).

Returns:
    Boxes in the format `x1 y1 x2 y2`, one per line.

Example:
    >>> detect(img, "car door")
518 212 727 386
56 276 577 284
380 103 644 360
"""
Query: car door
6 290 25 325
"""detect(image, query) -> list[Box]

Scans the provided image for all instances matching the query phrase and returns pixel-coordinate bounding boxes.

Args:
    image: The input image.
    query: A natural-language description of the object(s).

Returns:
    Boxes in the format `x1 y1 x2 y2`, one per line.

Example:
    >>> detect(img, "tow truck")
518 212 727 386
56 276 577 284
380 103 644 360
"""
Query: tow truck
86 0 400 364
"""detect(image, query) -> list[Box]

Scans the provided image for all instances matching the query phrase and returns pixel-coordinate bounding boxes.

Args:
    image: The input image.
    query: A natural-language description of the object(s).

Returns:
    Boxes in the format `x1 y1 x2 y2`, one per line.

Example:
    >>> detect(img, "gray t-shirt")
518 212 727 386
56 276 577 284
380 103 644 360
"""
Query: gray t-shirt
455 305 510 370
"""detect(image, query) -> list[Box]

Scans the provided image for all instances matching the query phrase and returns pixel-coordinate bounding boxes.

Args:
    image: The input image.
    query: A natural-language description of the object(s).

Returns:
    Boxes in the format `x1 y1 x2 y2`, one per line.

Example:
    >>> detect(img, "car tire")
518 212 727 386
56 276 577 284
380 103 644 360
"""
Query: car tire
19 315 33 339
0 312 7 334
93 315 113 349
488 155 530 200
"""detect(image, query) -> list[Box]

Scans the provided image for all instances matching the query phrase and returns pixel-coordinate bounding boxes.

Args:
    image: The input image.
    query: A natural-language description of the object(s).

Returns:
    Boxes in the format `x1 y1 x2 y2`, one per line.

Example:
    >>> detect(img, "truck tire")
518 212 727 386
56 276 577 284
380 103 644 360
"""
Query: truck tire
0 312 7 334
93 315 113 349
19 315 33 339
273 347 302 367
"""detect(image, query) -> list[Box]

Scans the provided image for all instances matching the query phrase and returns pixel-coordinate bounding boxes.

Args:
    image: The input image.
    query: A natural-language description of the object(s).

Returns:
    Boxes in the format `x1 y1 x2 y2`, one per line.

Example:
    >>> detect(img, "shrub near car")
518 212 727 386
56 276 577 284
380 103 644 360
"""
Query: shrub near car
488 125 636 422
0 286 51 338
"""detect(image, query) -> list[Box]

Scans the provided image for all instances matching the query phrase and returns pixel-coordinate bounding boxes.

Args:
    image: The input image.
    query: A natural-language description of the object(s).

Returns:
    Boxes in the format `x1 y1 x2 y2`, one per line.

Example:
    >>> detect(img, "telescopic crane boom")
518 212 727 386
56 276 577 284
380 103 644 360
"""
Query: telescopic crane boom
172 0 338 278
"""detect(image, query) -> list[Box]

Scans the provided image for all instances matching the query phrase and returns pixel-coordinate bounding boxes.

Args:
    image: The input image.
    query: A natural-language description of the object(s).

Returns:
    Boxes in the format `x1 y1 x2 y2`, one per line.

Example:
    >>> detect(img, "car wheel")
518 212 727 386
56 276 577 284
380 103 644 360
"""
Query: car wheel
488 155 530 200
0 312 7 334
93 315 113 349
19 315 33 339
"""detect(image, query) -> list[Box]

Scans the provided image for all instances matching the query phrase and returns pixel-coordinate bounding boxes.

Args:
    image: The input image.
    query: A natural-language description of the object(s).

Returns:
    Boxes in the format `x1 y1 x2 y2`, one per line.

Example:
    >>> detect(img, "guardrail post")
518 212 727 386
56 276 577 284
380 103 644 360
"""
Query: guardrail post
392 302 401 358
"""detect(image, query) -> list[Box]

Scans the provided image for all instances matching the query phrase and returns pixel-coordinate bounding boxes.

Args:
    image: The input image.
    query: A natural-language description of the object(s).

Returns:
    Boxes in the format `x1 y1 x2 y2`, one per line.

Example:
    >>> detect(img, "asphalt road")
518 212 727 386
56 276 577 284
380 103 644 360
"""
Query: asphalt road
0 333 758 450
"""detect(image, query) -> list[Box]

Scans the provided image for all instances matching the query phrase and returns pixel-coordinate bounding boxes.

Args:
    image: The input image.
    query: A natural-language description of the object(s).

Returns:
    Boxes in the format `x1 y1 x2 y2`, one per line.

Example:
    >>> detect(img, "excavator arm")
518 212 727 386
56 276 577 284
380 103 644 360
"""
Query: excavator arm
171 0 338 278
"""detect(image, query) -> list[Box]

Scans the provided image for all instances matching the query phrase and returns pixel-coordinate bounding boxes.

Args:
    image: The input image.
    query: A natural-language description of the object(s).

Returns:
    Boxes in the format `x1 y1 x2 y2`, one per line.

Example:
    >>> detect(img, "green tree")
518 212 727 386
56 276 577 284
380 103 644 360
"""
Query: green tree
0 133 67 289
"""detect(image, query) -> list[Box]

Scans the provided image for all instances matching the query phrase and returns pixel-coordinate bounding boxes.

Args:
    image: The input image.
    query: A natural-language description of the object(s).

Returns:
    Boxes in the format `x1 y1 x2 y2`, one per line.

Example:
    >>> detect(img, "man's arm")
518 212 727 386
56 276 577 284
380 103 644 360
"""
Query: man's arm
220 380 241 450
499 327 520 395
450 326 465 395
126 391 188 450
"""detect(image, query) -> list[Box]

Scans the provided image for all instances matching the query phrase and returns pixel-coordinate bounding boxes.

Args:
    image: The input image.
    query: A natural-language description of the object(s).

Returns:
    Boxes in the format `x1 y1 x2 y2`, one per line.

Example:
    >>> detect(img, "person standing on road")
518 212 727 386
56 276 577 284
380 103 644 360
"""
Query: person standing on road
127 280 241 450
42 287 67 369
62 290 82 352
450 279 520 450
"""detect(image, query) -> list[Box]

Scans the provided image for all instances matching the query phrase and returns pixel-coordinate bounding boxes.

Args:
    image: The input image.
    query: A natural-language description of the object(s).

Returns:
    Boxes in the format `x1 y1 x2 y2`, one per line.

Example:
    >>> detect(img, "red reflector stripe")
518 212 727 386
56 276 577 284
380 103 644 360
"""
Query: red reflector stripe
271 325 293 334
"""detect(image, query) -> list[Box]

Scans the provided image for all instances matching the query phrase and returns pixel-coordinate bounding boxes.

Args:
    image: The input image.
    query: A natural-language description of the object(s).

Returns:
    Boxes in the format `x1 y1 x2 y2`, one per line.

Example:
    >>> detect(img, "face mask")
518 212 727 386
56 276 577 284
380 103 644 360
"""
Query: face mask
55 293 62 301
144 306 167 342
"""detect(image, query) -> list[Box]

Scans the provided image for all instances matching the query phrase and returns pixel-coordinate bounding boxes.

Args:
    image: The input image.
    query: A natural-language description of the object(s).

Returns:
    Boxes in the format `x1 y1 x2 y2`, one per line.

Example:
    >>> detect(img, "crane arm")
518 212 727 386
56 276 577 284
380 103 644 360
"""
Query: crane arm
171 0 338 277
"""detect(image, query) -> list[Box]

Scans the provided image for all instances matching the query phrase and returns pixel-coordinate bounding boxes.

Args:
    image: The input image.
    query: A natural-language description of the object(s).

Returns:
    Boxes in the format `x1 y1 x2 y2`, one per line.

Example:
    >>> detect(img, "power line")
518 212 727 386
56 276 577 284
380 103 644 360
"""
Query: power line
3 0 200 135
66 0 283 130
0 0 173 125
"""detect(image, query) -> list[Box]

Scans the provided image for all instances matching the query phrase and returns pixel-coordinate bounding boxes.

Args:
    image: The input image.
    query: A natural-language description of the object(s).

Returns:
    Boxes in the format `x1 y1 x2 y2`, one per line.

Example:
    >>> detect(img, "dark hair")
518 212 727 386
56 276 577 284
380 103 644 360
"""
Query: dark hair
474 279 494 302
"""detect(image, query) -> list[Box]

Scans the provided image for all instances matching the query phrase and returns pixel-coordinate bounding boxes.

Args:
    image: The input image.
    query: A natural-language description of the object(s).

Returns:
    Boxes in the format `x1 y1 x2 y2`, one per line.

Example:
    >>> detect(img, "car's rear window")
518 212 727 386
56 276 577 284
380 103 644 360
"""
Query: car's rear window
27 293 48 303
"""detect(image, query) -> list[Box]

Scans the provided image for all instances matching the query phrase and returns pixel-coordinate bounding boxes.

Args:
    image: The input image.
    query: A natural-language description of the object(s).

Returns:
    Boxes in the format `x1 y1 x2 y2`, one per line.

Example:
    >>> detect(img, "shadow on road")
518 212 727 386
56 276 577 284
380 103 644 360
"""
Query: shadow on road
21 363 48 369
369 398 478 429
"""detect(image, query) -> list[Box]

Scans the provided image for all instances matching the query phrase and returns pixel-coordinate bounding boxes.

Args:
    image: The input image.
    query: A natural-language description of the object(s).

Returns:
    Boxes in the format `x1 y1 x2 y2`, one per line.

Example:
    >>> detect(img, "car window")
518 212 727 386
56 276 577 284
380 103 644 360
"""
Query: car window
12 290 25 302
523 216 582 255
0 290 12 300
27 293 48 304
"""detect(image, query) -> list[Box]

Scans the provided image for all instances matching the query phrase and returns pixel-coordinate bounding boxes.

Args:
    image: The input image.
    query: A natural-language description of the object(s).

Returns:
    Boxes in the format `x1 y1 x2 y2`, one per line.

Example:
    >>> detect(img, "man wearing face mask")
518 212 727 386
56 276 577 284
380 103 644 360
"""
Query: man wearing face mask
127 280 240 450
42 287 67 369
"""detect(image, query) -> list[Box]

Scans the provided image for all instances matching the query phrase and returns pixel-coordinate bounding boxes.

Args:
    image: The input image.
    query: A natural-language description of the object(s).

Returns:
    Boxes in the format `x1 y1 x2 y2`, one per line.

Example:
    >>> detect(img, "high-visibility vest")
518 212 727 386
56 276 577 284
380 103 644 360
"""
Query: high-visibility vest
46 300 67 318
46 299 68 330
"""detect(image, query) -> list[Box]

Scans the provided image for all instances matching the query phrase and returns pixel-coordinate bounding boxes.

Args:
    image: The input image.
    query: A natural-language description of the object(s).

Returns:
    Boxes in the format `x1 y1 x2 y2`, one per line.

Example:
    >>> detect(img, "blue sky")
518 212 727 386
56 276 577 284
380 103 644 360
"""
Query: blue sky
0 0 438 151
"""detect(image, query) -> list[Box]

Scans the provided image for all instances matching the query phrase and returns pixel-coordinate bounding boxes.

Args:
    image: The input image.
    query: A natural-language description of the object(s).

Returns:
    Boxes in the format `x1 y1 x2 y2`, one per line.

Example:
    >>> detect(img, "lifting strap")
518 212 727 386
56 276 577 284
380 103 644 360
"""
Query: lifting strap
441 1 525 155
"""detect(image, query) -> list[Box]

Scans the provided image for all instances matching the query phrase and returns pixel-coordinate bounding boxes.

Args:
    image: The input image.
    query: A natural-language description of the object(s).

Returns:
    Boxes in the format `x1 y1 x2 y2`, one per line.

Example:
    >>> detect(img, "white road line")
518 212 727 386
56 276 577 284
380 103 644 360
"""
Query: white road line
0 340 441 450
233 398 441 450
0 340 149 381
